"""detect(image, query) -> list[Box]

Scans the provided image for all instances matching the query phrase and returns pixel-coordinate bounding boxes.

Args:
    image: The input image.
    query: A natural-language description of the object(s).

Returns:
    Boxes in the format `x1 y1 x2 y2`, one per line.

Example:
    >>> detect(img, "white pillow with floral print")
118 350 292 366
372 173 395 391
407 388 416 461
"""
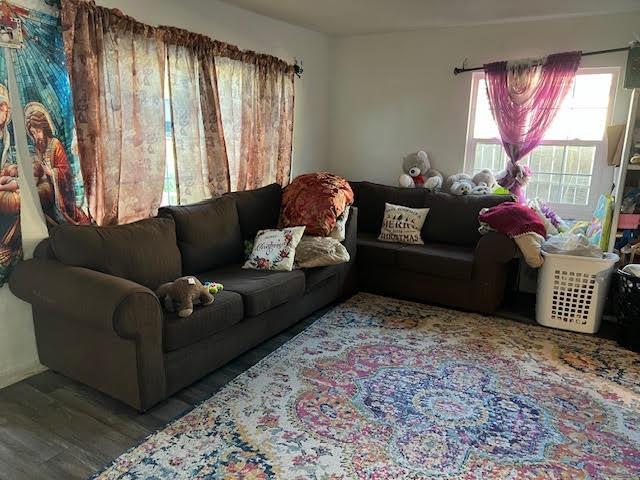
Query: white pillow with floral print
243 226 306 271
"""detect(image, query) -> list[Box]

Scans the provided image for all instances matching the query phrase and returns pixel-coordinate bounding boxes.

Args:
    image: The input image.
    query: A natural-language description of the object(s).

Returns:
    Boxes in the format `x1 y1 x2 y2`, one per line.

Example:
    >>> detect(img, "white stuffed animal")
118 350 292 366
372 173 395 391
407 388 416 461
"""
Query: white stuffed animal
472 169 496 190
398 150 444 190
443 173 475 196
471 183 492 195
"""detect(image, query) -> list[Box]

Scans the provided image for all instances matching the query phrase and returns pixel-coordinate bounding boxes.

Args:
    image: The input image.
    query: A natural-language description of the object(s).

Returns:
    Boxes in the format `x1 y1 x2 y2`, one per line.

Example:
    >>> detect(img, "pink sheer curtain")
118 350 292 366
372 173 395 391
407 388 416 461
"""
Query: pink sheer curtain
484 52 581 203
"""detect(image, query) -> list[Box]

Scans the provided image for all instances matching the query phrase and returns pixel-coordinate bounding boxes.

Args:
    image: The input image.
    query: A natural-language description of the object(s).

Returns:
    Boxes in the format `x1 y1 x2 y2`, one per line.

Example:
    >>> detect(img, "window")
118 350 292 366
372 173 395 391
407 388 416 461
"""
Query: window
464 68 618 218
162 95 178 207
160 60 240 207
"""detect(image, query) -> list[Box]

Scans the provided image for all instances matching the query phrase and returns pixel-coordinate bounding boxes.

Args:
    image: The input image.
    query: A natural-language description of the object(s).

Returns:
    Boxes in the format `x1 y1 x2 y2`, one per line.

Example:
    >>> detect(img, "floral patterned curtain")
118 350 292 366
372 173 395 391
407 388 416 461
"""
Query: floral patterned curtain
161 28 229 203
215 55 294 191
61 0 295 219
161 30 295 196
61 0 166 225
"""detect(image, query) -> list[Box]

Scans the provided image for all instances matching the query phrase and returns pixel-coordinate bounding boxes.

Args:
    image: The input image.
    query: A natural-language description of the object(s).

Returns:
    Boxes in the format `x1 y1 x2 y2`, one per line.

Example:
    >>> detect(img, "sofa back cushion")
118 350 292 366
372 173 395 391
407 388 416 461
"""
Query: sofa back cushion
422 193 513 246
352 181 513 246
349 181 362 205
51 217 181 290
224 183 282 240
159 196 243 274
355 181 428 234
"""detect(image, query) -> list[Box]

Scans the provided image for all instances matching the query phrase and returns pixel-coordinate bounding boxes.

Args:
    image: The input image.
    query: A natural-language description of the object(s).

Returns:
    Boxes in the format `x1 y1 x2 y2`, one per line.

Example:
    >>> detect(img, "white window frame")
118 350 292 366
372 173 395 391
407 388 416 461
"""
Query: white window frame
463 67 619 219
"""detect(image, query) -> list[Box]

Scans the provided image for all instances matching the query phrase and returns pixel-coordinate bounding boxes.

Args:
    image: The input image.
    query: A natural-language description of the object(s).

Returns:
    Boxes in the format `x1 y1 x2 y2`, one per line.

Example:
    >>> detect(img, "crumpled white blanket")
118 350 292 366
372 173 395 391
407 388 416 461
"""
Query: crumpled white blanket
295 236 350 268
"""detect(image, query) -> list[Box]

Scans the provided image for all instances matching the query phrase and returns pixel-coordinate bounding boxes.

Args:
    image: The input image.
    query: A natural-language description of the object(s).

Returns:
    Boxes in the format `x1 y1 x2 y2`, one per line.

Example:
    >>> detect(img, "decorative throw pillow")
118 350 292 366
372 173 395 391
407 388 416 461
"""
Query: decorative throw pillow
378 203 429 245
243 226 306 271
280 172 354 236
329 206 350 242
295 236 350 268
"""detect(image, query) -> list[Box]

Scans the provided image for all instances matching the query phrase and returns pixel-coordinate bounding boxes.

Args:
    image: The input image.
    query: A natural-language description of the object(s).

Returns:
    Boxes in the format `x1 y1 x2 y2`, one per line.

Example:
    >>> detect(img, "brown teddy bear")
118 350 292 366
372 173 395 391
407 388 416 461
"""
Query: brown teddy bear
155 276 214 318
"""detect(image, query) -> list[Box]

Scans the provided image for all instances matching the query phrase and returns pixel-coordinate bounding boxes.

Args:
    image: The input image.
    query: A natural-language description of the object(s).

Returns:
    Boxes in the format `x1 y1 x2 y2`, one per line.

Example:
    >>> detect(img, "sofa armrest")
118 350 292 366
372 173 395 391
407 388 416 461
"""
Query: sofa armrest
343 206 358 260
474 232 517 264
9 258 163 339
10 258 166 410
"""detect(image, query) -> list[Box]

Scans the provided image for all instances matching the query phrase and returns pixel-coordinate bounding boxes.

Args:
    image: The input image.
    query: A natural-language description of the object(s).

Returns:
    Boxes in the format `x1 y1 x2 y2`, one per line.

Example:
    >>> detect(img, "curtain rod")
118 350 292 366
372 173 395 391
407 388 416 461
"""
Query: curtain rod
453 46 631 75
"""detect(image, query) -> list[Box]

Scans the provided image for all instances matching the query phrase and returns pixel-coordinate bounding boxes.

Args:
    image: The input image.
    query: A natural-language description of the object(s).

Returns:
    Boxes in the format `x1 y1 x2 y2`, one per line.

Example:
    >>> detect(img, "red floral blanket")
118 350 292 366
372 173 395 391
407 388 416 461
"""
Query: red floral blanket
280 173 353 236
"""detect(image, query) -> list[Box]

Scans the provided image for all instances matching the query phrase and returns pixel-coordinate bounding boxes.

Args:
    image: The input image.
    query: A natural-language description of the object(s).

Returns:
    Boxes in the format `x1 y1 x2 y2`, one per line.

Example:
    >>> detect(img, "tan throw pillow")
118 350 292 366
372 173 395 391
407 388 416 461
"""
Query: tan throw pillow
378 203 429 245
243 226 306 271
295 236 350 268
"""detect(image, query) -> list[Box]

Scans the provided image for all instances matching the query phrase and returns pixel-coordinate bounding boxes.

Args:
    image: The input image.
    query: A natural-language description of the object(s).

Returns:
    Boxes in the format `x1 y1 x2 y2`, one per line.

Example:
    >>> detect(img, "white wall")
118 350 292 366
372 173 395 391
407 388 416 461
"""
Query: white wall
0 292 43 389
0 0 330 388
329 12 640 184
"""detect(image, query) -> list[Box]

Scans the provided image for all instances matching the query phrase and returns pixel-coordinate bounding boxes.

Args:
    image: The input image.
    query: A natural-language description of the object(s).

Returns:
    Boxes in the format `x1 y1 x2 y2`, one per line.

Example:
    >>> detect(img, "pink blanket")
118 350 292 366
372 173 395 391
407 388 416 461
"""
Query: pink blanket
479 202 546 239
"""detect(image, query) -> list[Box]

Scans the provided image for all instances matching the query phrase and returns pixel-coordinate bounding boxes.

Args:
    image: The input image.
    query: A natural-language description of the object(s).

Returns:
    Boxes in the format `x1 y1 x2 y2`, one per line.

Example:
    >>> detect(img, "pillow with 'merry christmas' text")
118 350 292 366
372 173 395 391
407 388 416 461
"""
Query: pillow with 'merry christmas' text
378 203 429 245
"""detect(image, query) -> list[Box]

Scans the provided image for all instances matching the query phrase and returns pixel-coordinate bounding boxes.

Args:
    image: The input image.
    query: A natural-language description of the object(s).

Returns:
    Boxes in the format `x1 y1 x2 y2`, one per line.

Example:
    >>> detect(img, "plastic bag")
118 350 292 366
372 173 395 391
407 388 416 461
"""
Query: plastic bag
622 264 640 277
542 233 603 258
621 188 640 214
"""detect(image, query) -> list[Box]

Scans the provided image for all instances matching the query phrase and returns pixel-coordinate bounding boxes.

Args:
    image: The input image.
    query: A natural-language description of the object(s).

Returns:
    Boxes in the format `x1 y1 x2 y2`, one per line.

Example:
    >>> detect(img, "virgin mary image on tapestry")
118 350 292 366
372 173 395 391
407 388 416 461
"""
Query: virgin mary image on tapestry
0 0 89 286
0 63 19 285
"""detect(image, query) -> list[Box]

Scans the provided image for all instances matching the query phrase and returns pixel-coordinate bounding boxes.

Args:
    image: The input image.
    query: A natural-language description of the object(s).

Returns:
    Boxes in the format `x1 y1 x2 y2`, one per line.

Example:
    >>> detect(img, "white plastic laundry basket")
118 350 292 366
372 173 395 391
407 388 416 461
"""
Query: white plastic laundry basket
536 251 619 333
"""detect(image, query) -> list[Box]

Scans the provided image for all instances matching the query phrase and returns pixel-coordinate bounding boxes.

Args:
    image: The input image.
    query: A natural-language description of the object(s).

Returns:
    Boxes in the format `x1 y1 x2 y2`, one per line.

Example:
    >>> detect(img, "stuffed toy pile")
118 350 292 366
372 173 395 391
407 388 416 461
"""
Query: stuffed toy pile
396 150 500 197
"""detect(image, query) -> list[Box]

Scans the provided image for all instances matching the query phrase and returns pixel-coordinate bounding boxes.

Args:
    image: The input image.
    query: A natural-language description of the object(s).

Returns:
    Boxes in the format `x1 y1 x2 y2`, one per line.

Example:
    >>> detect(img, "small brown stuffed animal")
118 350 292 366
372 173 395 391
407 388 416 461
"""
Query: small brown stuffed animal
155 276 214 318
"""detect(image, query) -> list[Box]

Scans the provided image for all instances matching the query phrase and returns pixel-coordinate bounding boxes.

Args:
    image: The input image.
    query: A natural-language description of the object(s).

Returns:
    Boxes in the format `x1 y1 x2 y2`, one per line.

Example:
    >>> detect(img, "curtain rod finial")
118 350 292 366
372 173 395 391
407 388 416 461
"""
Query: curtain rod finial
454 58 468 76
294 58 303 78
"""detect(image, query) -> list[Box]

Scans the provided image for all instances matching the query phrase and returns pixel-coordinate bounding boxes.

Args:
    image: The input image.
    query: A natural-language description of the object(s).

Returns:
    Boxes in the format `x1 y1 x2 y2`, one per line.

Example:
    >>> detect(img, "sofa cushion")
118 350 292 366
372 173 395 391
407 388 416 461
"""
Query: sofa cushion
225 183 282 240
422 192 512 246
159 196 243 274
163 290 244 352
357 232 406 267
397 243 475 280
356 182 428 234
50 217 181 290
197 265 305 316
304 264 342 291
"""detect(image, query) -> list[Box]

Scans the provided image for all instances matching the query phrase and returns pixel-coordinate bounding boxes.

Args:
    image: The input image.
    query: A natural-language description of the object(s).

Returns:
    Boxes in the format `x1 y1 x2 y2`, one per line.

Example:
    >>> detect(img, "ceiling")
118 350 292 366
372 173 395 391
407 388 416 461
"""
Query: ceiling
219 0 640 35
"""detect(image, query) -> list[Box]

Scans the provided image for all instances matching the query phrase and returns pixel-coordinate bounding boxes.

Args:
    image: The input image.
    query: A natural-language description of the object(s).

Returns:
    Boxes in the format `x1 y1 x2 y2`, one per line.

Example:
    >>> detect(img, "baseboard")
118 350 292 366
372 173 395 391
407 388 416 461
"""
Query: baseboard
0 362 47 390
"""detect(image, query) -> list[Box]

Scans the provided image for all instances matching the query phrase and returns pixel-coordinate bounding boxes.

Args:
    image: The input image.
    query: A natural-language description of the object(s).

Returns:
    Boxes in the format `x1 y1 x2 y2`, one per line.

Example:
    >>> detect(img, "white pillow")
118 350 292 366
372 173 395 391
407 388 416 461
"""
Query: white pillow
295 236 350 268
243 226 306 271
378 203 429 245
329 206 350 242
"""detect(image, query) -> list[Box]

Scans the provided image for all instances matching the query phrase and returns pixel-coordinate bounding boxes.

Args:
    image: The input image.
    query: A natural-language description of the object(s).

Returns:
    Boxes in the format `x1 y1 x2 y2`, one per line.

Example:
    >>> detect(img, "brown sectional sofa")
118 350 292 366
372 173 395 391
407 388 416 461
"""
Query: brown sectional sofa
10 184 357 411
350 181 517 313
9 181 516 411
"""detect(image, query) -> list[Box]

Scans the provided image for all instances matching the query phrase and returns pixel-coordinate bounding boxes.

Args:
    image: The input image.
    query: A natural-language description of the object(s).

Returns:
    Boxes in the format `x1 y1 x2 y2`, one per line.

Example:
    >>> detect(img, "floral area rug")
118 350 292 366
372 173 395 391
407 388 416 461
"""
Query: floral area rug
98 293 640 479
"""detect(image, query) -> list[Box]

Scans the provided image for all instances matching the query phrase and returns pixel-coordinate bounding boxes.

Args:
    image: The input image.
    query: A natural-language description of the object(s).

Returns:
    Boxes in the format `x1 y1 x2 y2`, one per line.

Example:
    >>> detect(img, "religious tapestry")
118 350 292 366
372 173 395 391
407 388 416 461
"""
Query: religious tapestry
0 0 89 286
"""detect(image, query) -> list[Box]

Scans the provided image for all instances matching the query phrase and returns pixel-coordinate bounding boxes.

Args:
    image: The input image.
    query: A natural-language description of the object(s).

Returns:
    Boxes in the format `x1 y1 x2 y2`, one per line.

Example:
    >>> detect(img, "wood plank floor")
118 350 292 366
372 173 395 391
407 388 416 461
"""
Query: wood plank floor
0 293 620 479
0 307 323 480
